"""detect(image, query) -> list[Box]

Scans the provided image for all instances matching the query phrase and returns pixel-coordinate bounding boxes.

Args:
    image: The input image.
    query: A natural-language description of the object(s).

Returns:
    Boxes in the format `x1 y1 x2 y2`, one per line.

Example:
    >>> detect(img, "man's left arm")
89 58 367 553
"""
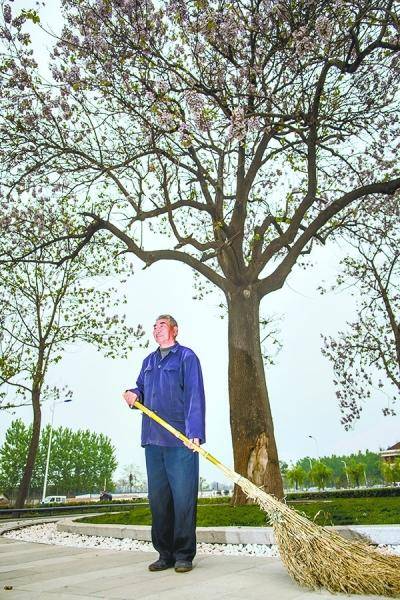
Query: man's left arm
182 351 206 446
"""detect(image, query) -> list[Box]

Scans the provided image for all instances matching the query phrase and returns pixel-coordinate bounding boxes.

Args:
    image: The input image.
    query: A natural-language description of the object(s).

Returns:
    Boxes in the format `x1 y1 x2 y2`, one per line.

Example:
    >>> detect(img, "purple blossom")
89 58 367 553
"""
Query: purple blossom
178 121 192 146
315 16 333 40
156 81 169 95
95 0 112 19
119 0 136 16
157 109 175 129
227 106 247 142
185 90 204 113
167 0 189 23
145 90 156 103
3 4 12 24
292 27 315 56
51 67 63 82
184 90 209 131
65 65 81 86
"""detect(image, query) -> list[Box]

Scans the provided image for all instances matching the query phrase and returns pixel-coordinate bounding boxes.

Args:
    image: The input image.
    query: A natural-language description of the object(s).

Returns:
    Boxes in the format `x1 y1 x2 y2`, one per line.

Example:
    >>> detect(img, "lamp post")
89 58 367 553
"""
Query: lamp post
308 435 320 459
41 397 72 503
341 460 350 488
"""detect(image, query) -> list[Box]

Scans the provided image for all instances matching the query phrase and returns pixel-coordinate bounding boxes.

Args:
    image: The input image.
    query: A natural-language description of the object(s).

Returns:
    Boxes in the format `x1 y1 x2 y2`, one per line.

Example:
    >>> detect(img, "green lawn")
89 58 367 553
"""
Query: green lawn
78 496 400 527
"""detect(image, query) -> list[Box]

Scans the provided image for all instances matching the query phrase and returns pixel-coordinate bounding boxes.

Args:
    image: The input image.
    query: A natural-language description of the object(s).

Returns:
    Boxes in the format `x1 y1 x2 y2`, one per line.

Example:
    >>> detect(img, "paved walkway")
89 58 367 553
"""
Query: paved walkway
0 533 387 600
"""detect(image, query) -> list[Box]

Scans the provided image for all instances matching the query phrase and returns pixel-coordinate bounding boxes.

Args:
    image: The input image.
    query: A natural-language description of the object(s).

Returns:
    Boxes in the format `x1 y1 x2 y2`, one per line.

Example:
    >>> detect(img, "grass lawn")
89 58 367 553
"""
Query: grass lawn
78 496 400 527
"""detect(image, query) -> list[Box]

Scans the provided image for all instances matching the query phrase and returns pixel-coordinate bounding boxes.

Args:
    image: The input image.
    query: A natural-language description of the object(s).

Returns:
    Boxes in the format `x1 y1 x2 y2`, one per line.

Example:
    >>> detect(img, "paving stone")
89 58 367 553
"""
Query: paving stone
0 531 393 600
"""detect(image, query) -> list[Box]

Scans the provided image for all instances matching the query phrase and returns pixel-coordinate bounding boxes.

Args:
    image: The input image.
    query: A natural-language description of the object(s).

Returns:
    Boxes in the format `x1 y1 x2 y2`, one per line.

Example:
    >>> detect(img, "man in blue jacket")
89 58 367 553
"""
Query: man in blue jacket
123 314 206 573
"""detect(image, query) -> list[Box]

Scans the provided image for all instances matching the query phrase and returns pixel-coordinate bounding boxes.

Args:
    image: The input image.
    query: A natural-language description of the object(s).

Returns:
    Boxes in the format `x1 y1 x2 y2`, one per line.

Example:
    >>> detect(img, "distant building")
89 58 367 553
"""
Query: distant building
380 442 400 463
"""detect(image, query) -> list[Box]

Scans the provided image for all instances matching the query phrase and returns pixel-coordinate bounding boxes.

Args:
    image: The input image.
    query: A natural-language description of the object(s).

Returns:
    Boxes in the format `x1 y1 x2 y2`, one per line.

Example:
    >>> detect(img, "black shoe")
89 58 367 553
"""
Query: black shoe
174 560 193 573
148 559 174 572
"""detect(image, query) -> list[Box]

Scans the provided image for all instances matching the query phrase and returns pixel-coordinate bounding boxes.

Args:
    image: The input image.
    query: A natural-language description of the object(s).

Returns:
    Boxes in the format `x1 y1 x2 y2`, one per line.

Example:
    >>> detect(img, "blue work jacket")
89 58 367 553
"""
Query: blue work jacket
130 342 206 447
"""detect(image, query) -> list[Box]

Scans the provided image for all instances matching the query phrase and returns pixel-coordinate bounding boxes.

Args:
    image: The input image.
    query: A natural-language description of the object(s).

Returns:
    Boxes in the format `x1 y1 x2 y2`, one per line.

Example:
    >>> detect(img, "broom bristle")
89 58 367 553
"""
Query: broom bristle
239 478 400 597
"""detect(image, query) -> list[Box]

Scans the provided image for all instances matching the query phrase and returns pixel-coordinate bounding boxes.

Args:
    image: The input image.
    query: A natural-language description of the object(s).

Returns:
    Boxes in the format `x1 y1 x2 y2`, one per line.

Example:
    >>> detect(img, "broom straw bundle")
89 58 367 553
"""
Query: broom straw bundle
135 401 400 597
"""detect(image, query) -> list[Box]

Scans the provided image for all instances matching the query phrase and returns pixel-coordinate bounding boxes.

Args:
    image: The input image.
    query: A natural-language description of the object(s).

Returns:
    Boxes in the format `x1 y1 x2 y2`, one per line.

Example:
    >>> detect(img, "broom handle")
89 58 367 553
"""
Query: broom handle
134 401 243 485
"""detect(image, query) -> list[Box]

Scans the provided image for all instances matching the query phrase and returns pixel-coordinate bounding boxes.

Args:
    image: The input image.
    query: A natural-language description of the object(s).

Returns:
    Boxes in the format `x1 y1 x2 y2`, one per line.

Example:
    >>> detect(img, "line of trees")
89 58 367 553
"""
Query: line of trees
0 419 117 500
283 450 400 490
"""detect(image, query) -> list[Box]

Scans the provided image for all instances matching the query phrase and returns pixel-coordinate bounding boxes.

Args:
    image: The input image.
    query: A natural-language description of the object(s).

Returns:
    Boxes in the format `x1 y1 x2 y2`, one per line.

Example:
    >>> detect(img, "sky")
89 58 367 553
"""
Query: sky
1 1 399 488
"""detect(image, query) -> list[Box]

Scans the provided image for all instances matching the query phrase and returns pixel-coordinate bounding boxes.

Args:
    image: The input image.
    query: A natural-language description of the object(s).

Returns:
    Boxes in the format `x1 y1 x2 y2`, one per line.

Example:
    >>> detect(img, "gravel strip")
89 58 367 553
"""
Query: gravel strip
4 522 400 559
4 522 279 557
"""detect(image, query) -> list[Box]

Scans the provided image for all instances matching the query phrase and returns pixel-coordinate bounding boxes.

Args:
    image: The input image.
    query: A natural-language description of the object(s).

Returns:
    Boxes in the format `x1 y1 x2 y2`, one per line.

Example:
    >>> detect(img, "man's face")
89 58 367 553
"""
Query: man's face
153 318 177 347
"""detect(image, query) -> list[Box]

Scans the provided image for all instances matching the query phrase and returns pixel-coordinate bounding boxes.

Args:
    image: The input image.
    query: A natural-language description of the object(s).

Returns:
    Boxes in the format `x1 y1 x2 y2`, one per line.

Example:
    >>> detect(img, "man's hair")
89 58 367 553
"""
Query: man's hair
156 314 178 329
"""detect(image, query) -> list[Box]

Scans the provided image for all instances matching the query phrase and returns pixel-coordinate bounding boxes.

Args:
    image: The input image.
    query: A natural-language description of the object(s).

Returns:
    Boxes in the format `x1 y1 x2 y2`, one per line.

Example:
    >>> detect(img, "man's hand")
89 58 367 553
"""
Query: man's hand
184 438 200 451
123 390 139 409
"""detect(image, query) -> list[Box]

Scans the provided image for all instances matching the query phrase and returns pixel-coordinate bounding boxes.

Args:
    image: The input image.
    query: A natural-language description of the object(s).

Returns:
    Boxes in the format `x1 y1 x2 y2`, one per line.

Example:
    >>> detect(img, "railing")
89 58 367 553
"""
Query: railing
0 502 148 520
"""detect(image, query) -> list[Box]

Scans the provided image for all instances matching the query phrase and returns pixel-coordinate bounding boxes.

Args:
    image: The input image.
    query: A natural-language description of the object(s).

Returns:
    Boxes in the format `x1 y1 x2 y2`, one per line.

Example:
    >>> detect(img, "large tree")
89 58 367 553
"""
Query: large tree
1 0 400 502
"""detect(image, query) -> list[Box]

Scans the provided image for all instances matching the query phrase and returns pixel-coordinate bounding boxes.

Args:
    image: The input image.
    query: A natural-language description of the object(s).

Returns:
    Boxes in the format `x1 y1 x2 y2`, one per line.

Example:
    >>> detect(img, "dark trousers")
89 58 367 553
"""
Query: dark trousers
145 445 199 562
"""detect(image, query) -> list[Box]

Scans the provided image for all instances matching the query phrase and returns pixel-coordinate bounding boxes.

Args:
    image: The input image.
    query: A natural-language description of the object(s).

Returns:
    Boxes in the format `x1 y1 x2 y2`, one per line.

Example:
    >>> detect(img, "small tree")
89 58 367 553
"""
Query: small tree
346 461 366 488
381 459 400 486
116 463 147 493
0 242 141 507
310 462 333 490
0 419 30 498
286 464 306 491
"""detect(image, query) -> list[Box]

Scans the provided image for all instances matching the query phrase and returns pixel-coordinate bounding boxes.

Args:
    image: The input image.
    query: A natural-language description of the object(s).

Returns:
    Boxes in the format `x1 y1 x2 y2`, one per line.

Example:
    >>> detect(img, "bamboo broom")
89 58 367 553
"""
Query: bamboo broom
135 401 400 597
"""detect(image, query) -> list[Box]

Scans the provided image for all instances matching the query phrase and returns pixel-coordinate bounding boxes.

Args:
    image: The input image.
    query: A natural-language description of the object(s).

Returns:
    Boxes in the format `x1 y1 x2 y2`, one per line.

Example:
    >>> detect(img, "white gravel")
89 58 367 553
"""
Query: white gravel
4 523 400 559
4 522 281 557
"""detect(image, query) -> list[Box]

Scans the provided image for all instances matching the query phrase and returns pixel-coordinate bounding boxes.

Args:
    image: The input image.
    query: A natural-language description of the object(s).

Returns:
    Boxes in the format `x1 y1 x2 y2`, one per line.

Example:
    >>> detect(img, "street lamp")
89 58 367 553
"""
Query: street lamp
341 460 350 488
41 397 72 503
308 435 320 459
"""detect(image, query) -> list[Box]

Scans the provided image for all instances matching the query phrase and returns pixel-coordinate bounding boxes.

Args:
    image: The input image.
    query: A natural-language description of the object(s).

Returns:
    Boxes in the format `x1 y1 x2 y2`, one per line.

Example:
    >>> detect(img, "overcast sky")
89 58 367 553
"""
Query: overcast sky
1 1 399 487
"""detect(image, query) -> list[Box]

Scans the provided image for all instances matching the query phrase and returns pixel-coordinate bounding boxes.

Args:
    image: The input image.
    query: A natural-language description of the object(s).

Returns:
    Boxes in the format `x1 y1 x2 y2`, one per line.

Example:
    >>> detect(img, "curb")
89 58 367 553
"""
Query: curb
56 517 400 546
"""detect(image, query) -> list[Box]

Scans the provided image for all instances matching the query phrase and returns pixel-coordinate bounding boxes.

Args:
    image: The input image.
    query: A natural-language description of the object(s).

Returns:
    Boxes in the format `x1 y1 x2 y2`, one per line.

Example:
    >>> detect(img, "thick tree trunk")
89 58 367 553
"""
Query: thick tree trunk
227 286 283 505
14 388 41 508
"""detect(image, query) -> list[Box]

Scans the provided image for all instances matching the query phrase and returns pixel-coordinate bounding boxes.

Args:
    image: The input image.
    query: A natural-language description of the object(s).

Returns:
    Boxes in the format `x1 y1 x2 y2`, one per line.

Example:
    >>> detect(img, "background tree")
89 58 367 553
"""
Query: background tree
346 460 366 487
0 419 30 498
310 461 333 490
381 459 400 486
286 464 306 491
1 0 400 502
0 242 141 507
321 197 399 429
115 463 147 493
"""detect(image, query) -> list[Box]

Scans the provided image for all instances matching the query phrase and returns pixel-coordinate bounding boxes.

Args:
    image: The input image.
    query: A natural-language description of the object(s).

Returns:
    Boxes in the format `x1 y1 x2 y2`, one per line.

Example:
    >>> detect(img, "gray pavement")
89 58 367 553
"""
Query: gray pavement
0 533 389 600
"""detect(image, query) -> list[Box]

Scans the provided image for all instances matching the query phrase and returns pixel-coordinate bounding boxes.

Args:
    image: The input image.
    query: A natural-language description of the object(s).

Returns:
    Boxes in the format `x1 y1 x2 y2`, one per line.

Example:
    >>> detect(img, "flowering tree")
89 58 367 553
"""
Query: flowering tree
321 197 399 430
0 240 142 507
1 0 400 502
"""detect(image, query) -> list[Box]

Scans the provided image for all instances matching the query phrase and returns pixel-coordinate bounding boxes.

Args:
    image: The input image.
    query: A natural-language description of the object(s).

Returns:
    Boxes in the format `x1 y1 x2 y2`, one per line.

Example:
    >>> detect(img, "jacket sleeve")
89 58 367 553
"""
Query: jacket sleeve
182 352 206 444
127 361 145 409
